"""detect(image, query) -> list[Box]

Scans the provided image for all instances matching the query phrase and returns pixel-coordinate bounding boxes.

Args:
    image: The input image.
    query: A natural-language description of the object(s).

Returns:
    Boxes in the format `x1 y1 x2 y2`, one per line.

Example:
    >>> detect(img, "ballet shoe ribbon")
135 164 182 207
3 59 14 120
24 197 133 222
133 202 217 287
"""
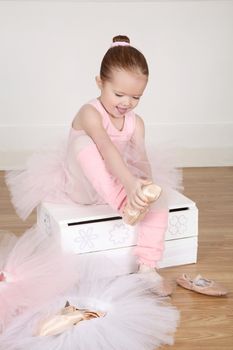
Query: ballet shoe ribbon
38 303 105 336
0 272 6 282
0 271 15 283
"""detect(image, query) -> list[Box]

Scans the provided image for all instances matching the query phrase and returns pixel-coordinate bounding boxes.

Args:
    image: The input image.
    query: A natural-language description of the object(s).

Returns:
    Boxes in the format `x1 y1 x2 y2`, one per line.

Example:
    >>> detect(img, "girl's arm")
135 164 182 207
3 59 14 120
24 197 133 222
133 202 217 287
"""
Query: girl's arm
73 104 149 210
130 114 153 180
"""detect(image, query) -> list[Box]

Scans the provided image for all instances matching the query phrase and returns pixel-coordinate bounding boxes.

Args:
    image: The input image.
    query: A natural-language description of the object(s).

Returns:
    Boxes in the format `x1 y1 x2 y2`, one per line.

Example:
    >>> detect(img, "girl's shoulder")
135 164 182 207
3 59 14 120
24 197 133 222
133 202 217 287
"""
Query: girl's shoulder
131 113 145 141
72 100 103 131
134 114 145 129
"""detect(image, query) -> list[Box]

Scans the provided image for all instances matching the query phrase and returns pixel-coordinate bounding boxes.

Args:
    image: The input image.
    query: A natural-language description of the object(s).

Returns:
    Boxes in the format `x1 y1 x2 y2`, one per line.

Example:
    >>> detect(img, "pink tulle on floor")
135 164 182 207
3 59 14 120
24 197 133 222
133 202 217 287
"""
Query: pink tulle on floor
0 226 76 333
0 255 179 350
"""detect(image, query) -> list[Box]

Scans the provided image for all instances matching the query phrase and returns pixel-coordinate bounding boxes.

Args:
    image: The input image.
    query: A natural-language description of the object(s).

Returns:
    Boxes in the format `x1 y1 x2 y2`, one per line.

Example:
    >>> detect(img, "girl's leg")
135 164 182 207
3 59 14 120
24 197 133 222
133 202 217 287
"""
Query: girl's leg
65 134 127 212
66 135 170 279
67 135 168 267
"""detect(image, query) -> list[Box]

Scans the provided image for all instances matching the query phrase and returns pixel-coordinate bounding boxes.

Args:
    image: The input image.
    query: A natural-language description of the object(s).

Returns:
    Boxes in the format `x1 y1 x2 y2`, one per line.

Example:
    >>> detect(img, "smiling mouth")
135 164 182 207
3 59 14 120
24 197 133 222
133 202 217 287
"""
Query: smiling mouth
117 107 128 114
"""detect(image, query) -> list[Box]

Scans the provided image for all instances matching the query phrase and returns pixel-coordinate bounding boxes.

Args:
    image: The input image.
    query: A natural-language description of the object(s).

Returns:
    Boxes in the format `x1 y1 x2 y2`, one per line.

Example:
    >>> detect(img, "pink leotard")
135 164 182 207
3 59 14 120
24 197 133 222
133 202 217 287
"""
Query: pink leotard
68 98 136 154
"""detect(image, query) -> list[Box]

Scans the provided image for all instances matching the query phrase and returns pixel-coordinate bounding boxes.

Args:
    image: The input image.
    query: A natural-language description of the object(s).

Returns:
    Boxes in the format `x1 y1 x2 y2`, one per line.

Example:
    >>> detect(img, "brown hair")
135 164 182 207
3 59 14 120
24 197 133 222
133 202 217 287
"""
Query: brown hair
100 35 149 81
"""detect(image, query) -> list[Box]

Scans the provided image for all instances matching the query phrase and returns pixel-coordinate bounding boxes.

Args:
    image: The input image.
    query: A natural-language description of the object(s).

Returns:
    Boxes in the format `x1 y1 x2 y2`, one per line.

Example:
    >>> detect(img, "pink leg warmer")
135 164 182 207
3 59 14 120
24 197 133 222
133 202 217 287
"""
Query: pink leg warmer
76 142 127 212
134 208 169 268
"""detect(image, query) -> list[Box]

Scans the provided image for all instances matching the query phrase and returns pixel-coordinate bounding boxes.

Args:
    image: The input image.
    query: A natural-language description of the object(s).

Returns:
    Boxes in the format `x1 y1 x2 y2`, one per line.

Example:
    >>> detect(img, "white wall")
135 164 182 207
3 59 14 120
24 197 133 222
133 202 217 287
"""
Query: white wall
0 0 232 169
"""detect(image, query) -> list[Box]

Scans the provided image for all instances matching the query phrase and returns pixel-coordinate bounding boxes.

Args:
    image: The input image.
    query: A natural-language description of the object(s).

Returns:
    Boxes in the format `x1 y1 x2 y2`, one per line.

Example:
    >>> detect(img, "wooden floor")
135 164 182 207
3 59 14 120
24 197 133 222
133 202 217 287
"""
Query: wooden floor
0 167 233 349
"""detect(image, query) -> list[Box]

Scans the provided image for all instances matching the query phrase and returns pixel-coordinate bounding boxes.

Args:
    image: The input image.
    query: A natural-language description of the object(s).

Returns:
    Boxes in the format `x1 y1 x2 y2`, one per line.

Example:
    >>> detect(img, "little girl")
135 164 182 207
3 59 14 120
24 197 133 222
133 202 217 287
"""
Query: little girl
6 35 182 296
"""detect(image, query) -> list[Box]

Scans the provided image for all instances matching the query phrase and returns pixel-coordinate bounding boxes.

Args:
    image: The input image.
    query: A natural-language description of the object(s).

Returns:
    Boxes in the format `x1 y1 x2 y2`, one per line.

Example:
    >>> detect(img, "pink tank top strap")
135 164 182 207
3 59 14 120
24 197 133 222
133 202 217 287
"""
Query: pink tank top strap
87 98 109 129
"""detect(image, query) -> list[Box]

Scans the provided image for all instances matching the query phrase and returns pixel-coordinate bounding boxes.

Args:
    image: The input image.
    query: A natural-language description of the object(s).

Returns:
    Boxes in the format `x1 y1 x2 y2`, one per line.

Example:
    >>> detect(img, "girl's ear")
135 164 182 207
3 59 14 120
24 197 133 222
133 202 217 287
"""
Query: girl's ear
95 76 103 90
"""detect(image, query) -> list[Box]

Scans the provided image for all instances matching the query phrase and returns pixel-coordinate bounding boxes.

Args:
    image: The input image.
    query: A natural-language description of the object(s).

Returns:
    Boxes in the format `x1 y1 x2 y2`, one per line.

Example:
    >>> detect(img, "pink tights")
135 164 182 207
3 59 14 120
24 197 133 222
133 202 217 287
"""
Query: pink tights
65 134 168 268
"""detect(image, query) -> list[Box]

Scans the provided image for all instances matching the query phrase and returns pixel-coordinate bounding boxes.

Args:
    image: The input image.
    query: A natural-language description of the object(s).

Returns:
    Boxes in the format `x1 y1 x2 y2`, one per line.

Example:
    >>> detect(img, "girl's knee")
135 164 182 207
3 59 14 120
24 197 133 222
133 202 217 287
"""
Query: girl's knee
66 135 96 173
72 135 95 154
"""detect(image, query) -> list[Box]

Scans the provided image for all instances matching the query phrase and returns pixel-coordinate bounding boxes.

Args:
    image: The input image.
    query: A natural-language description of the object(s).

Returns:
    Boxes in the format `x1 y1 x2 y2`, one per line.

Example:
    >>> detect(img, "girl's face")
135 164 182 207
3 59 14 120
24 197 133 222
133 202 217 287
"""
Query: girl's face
96 69 148 118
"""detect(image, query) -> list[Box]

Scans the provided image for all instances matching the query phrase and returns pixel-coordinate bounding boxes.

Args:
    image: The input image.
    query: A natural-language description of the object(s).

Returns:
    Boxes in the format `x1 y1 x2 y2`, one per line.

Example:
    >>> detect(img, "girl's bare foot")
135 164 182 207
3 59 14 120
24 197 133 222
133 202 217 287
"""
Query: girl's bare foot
137 264 174 297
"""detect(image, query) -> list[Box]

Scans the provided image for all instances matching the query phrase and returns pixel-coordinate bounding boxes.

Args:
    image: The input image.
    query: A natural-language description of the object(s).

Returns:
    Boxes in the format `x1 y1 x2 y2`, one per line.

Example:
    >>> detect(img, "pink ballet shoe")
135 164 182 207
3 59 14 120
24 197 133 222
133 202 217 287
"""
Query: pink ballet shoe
122 183 162 226
38 301 105 336
176 274 228 296
137 264 174 297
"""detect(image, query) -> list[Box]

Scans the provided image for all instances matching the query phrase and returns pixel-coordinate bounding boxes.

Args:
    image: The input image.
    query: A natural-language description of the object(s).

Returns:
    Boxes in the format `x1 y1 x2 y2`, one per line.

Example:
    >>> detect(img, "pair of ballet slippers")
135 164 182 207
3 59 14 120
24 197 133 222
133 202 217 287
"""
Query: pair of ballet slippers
122 183 162 226
144 273 228 298
176 274 228 296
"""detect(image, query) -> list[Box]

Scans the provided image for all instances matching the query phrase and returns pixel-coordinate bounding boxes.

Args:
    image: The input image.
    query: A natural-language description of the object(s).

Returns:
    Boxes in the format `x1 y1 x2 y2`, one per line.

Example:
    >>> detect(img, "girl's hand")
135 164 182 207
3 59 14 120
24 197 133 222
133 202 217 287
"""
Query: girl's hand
125 177 153 211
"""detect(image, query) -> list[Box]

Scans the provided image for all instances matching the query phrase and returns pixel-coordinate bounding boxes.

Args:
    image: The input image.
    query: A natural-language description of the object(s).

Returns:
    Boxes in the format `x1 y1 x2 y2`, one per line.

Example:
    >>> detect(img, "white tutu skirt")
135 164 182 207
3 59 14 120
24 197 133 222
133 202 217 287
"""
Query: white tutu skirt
0 255 179 350
0 226 76 333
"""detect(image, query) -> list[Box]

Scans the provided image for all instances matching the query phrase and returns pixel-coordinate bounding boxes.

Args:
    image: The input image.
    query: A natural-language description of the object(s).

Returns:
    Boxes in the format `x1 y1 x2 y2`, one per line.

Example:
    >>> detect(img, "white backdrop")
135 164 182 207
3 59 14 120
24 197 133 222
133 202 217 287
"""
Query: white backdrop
0 0 232 168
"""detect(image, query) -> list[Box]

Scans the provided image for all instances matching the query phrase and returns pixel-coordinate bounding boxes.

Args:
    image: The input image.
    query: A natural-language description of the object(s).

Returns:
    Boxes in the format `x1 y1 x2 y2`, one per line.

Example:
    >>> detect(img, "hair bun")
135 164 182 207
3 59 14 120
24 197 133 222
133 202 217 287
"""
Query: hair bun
112 35 130 44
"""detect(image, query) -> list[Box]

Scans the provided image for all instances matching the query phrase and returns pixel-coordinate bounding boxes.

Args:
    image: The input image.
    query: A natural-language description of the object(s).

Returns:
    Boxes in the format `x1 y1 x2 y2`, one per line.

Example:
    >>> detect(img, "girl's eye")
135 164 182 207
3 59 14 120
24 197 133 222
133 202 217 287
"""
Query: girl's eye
115 94 123 97
133 97 140 100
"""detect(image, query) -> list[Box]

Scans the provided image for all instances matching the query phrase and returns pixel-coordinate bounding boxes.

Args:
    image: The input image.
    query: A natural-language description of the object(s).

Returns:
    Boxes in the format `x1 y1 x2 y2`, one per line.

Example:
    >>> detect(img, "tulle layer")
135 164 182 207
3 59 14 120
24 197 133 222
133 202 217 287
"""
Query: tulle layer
0 227 76 332
123 139 183 193
0 254 179 350
5 138 183 221
5 142 73 221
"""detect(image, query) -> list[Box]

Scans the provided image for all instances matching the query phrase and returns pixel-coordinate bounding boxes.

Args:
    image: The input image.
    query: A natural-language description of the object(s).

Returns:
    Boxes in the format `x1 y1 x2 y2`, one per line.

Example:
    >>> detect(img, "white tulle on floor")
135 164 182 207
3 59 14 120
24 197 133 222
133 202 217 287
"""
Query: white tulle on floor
0 253 179 350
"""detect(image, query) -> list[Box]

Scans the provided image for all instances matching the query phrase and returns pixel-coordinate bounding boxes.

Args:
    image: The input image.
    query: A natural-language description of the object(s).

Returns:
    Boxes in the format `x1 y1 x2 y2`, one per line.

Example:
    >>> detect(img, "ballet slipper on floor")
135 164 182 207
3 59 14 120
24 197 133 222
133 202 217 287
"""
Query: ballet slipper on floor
176 274 228 296
122 183 162 226
137 264 174 297
38 301 105 336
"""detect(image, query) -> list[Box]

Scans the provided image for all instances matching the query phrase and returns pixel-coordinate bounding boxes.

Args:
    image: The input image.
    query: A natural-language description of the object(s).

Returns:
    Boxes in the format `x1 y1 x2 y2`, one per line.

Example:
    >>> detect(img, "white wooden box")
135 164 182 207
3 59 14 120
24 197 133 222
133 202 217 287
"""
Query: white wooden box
37 190 198 273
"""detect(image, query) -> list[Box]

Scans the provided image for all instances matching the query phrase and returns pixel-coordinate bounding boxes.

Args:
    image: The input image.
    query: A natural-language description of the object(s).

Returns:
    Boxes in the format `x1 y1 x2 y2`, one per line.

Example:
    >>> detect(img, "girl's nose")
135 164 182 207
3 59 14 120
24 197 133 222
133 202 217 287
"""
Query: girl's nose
122 97 132 107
